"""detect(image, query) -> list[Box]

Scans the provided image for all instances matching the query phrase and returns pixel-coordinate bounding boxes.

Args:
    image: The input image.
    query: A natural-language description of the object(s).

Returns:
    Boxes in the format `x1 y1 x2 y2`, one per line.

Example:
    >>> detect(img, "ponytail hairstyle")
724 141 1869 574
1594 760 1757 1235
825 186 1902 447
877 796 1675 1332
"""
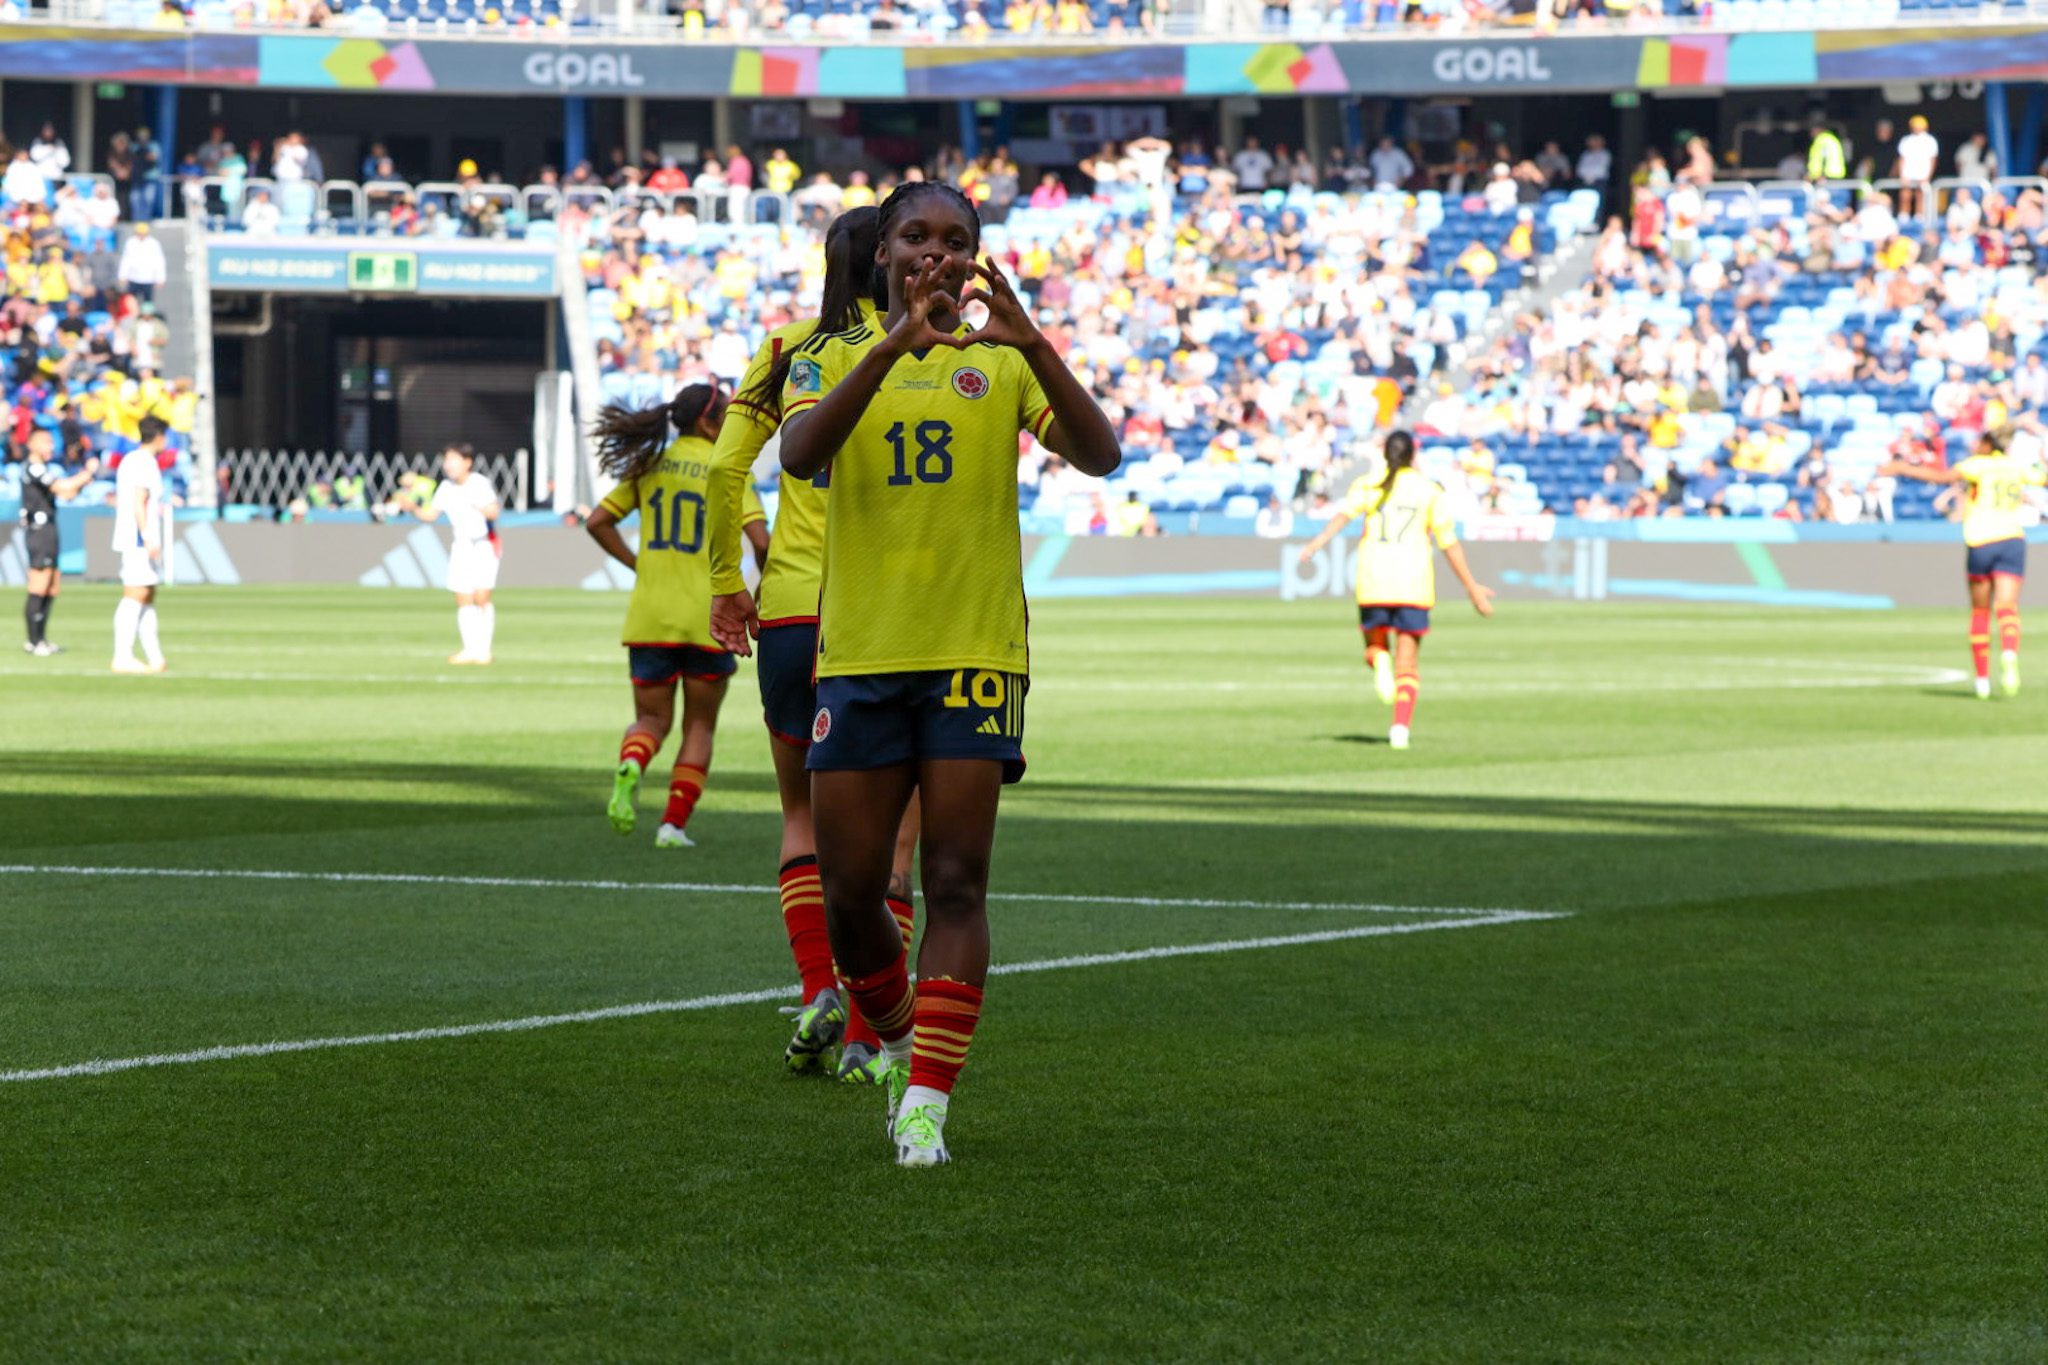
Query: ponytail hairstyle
593 382 722 484
1376 428 1417 508
739 205 883 416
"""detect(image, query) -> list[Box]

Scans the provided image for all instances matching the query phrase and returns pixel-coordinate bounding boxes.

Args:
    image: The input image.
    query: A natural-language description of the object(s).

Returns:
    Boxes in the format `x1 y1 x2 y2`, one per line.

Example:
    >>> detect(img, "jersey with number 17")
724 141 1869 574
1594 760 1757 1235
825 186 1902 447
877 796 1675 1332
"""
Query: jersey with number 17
598 434 722 647
784 328 1052 678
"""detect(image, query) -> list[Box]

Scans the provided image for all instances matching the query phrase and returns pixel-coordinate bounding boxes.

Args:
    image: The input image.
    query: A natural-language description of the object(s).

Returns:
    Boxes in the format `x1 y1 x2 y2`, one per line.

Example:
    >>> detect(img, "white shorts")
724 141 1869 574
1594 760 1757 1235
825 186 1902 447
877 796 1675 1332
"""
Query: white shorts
120 549 161 588
447 538 501 595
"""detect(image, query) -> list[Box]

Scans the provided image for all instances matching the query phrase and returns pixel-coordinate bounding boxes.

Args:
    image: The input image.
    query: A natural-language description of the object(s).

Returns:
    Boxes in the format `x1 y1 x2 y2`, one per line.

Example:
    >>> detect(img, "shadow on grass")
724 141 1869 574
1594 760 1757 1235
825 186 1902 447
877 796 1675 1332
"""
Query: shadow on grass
5 750 2046 912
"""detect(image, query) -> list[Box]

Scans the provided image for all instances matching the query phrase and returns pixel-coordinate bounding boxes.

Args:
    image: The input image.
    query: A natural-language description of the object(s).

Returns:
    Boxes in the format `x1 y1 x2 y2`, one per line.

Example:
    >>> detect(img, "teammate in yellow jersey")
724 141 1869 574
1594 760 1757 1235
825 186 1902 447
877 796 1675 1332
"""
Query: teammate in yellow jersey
778 182 1121 1167
1885 426 2047 698
703 207 925 1083
584 383 751 848
1299 430 1495 750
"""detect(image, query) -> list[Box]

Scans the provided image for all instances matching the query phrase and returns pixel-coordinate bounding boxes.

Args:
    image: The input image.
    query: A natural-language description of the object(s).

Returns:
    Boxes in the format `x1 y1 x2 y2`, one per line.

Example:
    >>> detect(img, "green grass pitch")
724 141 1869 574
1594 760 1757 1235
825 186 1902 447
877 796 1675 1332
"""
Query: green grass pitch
3 585 2046 1361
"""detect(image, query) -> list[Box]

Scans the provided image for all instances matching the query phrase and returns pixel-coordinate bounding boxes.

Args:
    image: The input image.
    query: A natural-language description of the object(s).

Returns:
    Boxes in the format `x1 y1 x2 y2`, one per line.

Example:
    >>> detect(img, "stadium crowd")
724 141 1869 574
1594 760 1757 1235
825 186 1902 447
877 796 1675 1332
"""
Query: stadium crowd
0 138 202 521
84 0 1716 38
10 108 2047 534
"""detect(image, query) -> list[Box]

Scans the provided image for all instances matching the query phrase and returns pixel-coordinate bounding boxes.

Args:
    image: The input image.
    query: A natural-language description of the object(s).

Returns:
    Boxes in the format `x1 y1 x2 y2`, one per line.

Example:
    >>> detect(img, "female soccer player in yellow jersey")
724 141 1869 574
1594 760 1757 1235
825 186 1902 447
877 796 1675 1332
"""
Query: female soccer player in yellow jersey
777 182 1121 1167
703 206 925 1083
1884 426 2047 698
585 383 749 848
1299 430 1494 750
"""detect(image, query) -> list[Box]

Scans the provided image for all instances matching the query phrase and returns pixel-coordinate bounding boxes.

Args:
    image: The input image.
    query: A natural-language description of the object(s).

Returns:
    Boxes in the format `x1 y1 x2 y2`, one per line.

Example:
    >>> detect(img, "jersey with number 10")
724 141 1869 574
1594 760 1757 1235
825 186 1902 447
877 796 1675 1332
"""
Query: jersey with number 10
598 434 722 647
1342 468 1459 609
784 329 1052 677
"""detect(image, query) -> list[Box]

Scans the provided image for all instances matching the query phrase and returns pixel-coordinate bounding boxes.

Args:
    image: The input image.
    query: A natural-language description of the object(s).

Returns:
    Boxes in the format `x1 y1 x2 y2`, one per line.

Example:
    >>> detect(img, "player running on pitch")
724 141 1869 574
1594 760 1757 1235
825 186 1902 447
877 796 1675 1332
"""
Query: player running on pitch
587 383 742 849
1884 425 2046 698
1298 429 1494 749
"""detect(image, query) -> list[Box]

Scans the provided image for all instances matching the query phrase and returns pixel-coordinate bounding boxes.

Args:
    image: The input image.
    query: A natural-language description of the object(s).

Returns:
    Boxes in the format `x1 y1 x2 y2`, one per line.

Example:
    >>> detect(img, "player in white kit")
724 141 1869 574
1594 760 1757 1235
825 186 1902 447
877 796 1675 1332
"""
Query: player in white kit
110 417 170 674
410 443 503 665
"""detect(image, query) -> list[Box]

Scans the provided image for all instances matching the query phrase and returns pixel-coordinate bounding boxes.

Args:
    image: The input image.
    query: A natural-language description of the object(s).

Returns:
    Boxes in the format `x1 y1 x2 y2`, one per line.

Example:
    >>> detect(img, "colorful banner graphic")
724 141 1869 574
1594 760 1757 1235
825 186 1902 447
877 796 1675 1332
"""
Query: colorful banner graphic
0 23 2034 99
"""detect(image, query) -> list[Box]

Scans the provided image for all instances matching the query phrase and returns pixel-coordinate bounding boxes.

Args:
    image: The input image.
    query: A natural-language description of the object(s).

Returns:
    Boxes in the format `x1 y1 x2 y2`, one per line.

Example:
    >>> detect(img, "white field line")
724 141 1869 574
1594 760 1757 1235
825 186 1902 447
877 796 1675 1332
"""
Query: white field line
0 910 1563 1084
0 667 1969 694
0 864 1526 918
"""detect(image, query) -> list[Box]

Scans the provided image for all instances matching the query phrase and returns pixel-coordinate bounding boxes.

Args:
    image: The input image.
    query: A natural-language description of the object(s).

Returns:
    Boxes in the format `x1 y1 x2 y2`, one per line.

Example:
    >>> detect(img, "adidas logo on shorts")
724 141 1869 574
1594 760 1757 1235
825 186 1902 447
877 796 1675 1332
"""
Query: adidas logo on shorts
976 716 1001 736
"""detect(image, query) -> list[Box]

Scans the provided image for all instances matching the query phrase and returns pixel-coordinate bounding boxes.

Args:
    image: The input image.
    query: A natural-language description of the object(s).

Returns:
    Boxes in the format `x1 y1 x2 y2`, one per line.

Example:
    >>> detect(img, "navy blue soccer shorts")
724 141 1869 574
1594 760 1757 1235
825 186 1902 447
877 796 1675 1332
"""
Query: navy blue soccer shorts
1966 537 2027 582
1358 605 1431 636
756 619 819 748
807 668 1027 784
628 644 736 685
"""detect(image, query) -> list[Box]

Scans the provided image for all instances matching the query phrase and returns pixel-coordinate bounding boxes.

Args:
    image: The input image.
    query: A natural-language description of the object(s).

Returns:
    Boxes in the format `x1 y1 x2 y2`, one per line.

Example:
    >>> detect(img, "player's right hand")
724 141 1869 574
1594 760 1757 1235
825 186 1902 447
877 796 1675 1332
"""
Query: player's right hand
710 590 760 656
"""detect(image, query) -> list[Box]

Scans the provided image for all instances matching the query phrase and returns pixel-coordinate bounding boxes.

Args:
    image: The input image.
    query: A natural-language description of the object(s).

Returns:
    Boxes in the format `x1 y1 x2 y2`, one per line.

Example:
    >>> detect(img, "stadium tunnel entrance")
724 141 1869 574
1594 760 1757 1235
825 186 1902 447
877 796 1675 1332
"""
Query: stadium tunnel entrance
210 293 556 508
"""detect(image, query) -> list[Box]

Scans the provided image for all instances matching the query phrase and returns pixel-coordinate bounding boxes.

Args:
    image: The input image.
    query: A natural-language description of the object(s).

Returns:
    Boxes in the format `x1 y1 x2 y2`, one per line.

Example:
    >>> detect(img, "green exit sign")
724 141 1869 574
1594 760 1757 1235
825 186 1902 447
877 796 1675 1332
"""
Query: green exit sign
96 82 126 100
347 251 418 293
1612 90 1642 109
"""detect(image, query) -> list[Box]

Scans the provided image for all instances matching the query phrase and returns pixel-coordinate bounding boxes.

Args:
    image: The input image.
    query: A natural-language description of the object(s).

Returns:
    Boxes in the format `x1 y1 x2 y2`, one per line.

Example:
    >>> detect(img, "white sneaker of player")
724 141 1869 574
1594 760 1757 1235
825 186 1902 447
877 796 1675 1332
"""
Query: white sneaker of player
111 658 149 674
1388 724 1411 750
1974 675 1993 700
654 822 696 849
894 1089 951 1168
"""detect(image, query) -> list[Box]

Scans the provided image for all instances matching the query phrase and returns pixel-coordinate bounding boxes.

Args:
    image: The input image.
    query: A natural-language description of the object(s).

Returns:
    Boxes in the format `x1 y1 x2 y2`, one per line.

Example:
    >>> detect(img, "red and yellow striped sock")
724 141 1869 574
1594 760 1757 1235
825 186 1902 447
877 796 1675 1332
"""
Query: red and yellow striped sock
843 951 916 1046
1971 609 1993 680
779 856 836 1002
841 897 915 1048
1392 669 1419 728
1363 626 1390 667
1996 606 2020 655
908 976 984 1097
662 763 706 829
618 726 659 772
886 894 916 952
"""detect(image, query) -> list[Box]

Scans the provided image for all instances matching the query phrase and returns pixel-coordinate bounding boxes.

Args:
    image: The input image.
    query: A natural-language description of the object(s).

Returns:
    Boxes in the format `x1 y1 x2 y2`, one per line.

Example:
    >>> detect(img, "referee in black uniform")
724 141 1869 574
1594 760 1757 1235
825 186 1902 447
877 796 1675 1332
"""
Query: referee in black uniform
16 428 98 656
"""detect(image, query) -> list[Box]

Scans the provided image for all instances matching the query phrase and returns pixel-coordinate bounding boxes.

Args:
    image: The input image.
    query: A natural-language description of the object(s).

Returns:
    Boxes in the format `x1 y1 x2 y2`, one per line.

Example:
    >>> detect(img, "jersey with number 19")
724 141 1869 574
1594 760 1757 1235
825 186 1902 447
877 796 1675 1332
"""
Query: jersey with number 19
598 433 721 647
784 330 1052 677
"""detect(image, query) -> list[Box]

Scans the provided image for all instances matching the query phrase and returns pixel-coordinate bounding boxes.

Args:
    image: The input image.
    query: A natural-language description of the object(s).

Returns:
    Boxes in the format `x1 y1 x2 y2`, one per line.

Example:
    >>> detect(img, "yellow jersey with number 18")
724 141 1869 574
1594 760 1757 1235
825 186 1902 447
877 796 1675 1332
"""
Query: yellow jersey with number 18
1342 467 1459 609
597 434 721 647
706 302 878 618
1955 453 2046 547
784 330 1052 677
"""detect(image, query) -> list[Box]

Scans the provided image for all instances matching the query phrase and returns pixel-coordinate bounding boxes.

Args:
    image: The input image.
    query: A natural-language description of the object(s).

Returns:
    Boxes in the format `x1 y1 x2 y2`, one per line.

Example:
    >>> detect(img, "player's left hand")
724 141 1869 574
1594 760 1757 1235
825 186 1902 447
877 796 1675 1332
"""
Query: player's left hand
710 590 760 656
958 258 1041 351
1470 584 1496 618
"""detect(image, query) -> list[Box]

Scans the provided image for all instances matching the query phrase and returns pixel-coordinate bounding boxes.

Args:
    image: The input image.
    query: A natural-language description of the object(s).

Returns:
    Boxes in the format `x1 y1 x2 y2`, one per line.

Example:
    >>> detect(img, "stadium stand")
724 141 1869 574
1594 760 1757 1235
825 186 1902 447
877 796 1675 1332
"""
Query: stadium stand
0 169 201 517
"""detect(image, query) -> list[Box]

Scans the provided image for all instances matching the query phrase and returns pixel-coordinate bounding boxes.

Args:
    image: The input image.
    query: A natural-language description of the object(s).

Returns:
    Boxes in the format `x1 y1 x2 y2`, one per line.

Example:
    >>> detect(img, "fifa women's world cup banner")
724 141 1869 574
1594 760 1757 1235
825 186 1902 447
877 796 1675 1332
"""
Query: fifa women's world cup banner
3 23 2042 101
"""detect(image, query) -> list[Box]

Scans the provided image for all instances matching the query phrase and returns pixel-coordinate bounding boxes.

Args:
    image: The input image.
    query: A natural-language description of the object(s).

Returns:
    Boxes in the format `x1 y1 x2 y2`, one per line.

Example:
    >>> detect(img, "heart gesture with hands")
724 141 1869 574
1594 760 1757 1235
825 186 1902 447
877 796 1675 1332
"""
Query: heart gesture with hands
884 261 969 358
958 257 1043 352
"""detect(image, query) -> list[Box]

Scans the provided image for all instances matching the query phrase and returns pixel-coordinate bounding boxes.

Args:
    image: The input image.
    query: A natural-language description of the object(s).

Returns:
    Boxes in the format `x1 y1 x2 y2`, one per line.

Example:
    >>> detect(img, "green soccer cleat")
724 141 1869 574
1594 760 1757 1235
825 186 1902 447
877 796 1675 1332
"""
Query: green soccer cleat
2002 651 2021 697
894 1101 951 1168
1373 652 1396 706
836 1041 888 1085
780 988 845 1074
607 759 642 835
882 1057 910 1142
